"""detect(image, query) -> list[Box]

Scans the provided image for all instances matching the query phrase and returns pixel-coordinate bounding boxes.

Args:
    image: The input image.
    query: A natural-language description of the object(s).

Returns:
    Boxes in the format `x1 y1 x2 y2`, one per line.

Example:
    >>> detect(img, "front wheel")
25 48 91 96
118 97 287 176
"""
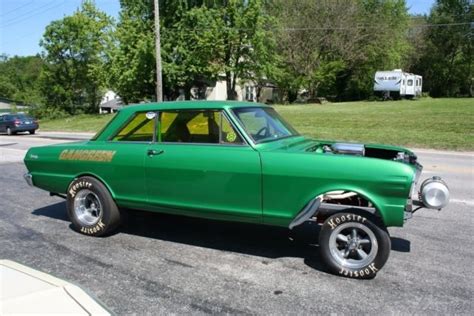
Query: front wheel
319 212 391 279
29 130 35 134
67 176 121 236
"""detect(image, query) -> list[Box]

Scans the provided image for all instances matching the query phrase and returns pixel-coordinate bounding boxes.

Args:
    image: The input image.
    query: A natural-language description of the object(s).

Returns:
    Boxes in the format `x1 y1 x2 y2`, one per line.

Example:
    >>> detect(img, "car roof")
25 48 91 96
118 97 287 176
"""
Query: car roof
119 101 268 115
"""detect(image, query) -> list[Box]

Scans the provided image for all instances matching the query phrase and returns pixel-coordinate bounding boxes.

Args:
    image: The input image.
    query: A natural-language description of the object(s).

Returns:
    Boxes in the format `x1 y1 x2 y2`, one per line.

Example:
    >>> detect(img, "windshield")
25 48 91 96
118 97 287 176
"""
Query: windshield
232 107 299 143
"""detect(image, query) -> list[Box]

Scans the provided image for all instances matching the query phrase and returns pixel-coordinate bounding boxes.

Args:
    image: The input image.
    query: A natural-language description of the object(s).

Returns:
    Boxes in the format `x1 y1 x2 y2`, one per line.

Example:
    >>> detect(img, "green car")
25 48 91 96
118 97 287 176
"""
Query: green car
23 101 449 278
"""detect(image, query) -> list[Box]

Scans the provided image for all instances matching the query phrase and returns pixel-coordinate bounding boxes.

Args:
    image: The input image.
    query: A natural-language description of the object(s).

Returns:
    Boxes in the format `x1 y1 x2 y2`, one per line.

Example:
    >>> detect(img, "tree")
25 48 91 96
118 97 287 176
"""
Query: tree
271 0 364 101
160 3 224 100
0 55 44 105
111 0 277 102
341 0 410 100
40 0 113 113
272 0 410 102
414 0 473 97
108 0 156 104
211 0 277 100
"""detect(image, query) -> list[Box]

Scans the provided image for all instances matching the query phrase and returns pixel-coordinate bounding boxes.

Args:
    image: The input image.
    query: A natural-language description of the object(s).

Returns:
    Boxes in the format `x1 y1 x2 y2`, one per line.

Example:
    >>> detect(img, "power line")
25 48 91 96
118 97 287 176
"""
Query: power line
160 22 473 32
1 1 66 29
2 0 57 24
0 0 34 17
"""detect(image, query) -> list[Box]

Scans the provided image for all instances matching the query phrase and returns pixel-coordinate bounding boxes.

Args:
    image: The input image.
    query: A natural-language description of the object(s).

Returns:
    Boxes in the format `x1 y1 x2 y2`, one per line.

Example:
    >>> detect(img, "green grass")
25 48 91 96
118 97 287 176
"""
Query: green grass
275 98 473 151
40 114 113 134
39 98 474 150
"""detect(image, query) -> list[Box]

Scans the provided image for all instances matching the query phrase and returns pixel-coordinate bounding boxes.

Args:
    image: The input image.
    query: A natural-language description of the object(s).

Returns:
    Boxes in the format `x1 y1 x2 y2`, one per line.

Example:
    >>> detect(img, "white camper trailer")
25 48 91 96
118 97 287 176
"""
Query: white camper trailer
374 69 422 99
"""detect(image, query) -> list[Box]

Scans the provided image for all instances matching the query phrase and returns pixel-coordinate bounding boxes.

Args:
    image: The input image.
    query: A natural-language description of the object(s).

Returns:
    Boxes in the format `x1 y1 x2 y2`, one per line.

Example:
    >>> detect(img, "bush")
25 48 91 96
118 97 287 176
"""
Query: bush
28 105 69 120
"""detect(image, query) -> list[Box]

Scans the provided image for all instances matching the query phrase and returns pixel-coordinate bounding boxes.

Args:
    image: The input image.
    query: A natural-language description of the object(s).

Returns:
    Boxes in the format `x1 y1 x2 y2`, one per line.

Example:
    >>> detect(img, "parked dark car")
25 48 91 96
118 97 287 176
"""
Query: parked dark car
0 114 38 135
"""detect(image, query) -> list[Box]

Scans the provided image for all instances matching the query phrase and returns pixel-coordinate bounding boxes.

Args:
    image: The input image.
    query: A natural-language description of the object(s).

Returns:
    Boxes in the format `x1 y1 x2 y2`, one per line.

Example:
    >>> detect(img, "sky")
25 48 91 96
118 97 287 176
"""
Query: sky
0 0 436 57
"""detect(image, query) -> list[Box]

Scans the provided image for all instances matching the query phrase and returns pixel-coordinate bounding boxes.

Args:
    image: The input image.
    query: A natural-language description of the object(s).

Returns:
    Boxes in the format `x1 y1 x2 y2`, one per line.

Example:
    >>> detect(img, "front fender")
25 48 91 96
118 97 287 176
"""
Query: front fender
261 151 415 227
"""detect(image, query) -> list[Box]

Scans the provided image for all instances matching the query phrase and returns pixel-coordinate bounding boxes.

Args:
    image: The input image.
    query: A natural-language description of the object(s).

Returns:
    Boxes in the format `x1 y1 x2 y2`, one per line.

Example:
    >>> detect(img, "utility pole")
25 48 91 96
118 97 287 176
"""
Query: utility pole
154 0 163 102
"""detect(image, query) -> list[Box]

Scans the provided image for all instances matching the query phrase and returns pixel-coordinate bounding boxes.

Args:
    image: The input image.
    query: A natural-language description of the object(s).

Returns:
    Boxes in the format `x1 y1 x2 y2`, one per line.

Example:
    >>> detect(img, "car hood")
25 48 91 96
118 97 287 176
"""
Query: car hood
256 136 419 166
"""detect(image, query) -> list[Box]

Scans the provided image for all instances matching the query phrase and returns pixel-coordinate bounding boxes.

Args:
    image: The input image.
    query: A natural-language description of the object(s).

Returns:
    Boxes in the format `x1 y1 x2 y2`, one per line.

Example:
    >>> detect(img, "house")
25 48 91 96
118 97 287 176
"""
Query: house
99 90 123 114
188 77 277 103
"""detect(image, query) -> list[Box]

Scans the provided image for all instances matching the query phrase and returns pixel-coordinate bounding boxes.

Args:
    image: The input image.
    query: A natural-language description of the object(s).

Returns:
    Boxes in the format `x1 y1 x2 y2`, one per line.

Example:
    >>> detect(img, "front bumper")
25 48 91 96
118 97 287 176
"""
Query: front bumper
24 173 33 186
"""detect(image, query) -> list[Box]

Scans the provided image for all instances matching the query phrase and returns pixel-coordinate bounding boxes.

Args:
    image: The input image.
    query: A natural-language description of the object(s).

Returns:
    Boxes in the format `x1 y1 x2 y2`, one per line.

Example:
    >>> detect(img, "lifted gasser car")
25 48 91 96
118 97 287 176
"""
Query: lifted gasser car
24 101 450 278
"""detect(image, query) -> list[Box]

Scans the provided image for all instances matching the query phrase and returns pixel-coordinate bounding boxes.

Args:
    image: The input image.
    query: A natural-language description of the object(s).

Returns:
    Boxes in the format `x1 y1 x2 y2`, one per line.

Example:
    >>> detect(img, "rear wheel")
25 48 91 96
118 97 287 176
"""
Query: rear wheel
319 212 391 279
67 176 121 236
6 127 12 135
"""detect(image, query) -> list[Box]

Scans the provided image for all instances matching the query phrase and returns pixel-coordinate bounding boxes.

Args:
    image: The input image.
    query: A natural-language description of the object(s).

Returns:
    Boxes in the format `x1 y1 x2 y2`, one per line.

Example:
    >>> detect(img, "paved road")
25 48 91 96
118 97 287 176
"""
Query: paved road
1 134 473 314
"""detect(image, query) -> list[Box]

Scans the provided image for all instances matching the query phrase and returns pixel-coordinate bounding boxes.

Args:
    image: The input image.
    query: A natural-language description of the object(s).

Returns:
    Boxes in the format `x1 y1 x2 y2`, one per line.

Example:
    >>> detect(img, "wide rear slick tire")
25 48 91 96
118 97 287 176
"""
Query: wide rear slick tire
319 212 391 279
66 176 121 237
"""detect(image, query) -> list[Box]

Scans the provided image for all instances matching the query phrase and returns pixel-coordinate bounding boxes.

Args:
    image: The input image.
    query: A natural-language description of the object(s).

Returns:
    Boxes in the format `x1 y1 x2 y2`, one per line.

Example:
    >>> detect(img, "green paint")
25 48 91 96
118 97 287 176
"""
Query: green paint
24 101 419 228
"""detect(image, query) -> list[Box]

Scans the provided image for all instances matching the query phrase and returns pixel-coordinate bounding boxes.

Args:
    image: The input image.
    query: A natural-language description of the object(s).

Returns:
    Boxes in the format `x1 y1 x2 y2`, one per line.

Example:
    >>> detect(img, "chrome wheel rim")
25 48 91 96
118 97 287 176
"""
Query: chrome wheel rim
73 189 102 226
328 222 378 269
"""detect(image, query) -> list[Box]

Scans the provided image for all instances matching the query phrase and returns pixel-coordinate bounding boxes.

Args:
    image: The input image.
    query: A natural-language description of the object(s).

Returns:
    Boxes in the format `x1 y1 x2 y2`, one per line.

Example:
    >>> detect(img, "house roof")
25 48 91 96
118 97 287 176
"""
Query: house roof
99 98 122 110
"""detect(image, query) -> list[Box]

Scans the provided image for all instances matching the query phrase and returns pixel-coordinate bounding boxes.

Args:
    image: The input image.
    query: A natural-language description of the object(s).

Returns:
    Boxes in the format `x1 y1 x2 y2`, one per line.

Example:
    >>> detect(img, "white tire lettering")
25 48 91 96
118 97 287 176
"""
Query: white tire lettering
369 263 378 273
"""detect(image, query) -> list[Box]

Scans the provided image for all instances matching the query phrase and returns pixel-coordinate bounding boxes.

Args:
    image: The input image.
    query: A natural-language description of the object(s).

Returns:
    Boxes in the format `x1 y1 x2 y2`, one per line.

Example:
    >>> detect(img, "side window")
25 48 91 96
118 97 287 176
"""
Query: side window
407 79 413 86
112 112 155 142
159 110 243 145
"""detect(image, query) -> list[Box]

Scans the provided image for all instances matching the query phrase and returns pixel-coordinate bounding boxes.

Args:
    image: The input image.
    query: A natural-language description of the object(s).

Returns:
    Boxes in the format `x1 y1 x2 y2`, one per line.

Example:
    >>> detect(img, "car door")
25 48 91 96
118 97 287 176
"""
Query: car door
98 111 154 207
406 76 415 96
145 109 262 223
400 75 406 96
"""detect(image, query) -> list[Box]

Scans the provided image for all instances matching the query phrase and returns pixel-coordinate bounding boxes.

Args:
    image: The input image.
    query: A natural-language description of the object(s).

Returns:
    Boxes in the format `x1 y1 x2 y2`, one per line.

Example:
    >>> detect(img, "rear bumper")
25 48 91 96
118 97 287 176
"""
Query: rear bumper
12 124 38 132
24 173 33 186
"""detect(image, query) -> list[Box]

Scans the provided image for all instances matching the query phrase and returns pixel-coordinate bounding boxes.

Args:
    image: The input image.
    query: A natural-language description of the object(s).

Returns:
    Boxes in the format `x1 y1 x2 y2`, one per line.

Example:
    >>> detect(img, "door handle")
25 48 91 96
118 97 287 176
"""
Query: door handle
147 149 164 157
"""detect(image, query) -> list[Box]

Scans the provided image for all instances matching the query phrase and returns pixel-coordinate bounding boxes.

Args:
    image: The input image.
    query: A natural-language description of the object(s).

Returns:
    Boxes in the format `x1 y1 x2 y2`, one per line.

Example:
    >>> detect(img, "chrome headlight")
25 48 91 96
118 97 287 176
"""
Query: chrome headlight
420 177 450 209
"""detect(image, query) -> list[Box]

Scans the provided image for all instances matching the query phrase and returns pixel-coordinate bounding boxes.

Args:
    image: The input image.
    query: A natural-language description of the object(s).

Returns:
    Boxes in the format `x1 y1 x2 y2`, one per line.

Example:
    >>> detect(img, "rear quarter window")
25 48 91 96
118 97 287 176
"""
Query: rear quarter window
112 112 155 142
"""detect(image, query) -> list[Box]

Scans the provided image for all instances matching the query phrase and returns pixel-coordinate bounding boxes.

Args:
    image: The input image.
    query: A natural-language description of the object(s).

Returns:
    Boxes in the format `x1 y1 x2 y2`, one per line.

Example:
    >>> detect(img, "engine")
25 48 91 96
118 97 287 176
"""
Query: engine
327 143 365 156
318 142 417 164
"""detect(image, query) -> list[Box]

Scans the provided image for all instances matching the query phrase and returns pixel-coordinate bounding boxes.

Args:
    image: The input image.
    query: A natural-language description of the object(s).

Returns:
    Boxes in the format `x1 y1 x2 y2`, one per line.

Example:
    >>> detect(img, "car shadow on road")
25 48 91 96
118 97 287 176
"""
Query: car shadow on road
32 201 69 221
390 237 411 252
32 203 410 273
122 209 330 273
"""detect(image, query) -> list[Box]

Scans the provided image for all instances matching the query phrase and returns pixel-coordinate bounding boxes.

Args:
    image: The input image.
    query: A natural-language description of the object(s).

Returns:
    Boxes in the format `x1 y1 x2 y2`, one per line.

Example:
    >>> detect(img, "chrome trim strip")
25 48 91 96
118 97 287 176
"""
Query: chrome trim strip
289 197 321 229
24 173 33 186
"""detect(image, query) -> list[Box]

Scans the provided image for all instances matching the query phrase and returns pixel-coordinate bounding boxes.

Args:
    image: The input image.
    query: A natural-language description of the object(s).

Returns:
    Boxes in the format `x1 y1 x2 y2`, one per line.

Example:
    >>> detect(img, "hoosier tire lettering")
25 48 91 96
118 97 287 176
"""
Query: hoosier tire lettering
327 213 367 230
80 220 106 235
68 180 93 198
319 211 391 279
339 263 379 278
67 176 121 237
